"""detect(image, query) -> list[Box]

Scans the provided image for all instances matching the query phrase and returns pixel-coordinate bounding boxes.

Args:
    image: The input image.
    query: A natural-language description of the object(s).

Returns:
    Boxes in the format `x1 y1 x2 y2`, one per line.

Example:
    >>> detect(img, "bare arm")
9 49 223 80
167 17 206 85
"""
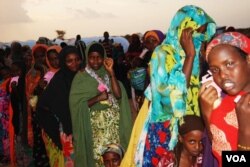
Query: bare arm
104 58 121 99
180 28 196 87
87 91 108 107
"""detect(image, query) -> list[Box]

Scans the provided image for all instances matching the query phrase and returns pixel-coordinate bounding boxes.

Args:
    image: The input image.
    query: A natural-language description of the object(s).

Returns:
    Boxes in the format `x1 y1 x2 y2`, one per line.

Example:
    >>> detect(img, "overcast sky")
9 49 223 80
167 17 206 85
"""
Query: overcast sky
0 0 249 42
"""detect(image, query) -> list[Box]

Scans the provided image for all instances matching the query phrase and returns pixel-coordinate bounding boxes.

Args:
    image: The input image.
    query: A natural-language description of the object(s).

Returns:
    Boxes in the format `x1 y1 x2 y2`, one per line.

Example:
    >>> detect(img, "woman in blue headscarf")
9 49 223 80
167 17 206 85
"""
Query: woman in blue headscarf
121 5 216 167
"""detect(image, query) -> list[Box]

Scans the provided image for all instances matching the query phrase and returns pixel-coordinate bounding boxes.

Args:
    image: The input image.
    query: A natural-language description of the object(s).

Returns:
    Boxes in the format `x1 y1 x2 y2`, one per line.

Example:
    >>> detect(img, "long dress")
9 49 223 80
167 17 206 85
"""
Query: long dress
69 66 132 167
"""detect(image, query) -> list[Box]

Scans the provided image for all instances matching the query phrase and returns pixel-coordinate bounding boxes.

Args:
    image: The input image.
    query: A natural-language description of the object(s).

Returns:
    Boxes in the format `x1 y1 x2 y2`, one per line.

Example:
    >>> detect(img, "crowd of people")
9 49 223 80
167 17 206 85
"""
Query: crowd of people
0 4 250 167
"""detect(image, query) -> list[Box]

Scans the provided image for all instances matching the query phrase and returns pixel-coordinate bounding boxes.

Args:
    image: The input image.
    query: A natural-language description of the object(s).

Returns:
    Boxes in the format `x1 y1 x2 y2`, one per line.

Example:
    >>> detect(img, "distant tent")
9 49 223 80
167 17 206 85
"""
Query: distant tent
81 36 129 53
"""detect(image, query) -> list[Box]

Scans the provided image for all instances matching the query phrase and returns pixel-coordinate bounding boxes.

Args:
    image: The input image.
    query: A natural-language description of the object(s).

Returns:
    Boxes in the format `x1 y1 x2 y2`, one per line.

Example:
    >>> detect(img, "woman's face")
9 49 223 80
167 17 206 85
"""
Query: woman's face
208 44 250 95
179 130 203 157
88 51 104 70
34 50 46 65
65 53 81 72
48 52 60 69
24 51 32 70
144 36 159 51
102 152 121 167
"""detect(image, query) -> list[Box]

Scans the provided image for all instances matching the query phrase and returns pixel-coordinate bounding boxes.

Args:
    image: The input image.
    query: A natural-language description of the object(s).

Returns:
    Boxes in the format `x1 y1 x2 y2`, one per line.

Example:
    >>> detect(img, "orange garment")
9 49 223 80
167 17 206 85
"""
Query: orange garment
8 81 16 167
25 70 41 147
0 78 15 166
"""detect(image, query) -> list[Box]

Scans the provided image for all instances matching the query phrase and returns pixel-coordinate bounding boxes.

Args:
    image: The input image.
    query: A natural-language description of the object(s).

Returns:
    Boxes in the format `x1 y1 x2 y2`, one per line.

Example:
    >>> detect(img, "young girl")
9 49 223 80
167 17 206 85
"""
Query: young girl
158 115 204 167
101 143 125 167
199 32 250 167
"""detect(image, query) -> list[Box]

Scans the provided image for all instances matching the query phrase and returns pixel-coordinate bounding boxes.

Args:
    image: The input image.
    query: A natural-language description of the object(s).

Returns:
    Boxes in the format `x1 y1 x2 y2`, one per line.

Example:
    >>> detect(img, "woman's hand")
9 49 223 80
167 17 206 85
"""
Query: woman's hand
88 91 109 107
103 58 114 76
98 91 108 102
198 80 218 121
180 27 196 58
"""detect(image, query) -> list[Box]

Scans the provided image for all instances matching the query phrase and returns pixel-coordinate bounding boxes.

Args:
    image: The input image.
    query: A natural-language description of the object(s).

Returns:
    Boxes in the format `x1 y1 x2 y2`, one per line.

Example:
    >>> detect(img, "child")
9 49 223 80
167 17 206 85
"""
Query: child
101 143 125 167
158 115 204 167
199 32 250 167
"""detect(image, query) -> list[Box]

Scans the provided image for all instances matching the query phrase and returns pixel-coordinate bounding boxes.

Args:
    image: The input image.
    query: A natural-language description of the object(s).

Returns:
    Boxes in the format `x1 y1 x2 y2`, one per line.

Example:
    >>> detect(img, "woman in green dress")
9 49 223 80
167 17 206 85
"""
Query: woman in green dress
69 42 132 167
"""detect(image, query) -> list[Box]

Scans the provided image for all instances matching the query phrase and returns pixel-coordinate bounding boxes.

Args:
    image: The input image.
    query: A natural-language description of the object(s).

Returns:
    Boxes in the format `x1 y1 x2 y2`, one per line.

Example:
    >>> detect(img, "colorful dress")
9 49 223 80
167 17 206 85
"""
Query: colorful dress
121 5 216 167
0 79 10 164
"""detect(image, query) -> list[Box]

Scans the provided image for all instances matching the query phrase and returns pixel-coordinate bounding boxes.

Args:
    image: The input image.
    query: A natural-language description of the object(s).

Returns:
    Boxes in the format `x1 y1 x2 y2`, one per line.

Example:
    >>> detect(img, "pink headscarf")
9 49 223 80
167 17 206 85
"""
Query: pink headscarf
46 45 62 72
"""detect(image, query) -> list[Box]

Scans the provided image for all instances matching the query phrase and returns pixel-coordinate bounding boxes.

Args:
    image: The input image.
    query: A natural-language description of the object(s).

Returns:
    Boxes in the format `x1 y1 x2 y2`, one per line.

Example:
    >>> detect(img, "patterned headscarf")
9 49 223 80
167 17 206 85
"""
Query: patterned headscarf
144 5 216 150
206 32 250 60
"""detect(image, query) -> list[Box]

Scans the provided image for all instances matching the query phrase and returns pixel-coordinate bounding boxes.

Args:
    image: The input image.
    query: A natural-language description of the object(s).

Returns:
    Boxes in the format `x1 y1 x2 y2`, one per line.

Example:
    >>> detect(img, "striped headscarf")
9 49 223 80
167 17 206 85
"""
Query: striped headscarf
101 143 125 159
144 5 216 150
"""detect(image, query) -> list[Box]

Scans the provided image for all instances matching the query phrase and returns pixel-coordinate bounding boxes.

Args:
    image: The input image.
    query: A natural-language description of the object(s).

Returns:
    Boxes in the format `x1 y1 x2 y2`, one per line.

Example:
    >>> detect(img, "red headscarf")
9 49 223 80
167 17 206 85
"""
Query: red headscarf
206 32 250 60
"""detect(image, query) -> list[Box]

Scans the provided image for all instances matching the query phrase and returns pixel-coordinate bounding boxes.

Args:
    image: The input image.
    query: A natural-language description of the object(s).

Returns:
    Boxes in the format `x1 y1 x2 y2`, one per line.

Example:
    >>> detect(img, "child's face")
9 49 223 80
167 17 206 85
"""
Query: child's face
179 130 203 157
208 44 250 95
102 152 121 167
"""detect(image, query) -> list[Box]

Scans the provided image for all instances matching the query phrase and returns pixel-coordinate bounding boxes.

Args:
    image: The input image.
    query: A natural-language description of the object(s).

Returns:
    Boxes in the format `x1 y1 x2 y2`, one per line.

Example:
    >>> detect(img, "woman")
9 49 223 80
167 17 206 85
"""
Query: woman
69 42 132 167
25 44 48 148
157 115 204 167
37 46 81 167
44 45 61 84
129 30 165 114
121 5 216 167
31 45 62 166
199 32 250 167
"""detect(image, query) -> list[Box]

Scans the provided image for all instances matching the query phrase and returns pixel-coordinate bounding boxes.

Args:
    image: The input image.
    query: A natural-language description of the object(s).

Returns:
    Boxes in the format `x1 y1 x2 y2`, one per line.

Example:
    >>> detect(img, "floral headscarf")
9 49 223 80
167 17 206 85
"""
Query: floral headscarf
142 5 216 150
206 32 250 60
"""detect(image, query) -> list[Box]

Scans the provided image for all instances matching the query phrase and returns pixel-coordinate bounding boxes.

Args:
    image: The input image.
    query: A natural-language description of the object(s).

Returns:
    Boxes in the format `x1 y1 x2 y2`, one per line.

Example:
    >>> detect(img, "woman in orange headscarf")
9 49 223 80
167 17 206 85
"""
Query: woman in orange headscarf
25 44 48 166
